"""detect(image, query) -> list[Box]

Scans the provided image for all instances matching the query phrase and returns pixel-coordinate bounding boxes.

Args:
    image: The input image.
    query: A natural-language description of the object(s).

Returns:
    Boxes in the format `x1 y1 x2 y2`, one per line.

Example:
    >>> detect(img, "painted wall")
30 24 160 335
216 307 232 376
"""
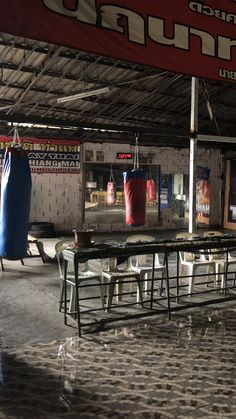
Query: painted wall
29 173 80 233
83 142 222 229
0 137 80 234
0 137 222 232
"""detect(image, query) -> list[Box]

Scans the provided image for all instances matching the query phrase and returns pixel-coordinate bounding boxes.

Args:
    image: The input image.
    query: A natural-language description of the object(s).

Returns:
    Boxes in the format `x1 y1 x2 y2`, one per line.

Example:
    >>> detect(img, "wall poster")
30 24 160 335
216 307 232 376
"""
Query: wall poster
160 174 172 209
196 165 210 224
224 160 236 229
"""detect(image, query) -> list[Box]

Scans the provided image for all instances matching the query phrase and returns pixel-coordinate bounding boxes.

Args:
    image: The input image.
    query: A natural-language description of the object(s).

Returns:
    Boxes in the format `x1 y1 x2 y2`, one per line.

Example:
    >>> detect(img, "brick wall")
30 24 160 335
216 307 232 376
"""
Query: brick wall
28 142 222 232
83 142 222 229
30 173 80 233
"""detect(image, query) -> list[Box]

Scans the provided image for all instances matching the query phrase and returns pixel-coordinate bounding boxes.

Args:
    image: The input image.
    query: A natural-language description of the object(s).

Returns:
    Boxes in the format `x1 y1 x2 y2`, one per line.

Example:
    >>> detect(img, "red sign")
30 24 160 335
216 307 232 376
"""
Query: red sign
1 1 236 83
117 153 133 160
0 137 80 174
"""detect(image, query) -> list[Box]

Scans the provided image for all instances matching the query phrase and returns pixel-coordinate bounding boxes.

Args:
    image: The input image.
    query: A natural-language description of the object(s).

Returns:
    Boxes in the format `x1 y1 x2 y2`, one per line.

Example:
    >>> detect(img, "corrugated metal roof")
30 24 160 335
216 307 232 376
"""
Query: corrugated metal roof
0 33 236 148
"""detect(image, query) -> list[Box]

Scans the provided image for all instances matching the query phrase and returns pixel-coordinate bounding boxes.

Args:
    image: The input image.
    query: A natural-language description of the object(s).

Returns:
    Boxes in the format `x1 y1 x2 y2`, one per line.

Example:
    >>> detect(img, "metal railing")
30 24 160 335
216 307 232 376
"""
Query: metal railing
62 235 236 336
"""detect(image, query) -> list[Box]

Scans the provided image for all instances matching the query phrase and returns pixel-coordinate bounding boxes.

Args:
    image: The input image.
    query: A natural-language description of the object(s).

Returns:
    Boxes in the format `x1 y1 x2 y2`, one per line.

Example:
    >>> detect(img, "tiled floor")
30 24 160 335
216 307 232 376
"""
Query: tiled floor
0 304 236 418
1 232 236 417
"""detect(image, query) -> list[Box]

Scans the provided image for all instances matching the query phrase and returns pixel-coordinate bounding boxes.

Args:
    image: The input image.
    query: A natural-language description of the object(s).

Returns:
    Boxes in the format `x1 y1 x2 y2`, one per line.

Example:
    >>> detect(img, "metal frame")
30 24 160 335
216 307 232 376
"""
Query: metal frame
62 236 236 337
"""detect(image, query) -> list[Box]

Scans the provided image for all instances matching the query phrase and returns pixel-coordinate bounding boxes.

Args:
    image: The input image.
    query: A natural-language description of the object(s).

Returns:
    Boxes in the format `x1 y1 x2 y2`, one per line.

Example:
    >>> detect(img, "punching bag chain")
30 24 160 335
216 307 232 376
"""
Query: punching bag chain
109 164 114 182
12 127 22 148
134 133 140 170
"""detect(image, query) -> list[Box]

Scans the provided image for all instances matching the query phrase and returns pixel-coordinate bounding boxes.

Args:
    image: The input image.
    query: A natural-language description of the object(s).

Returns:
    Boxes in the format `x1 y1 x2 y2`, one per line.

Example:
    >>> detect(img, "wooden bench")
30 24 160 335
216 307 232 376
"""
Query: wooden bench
0 234 46 271
26 234 46 263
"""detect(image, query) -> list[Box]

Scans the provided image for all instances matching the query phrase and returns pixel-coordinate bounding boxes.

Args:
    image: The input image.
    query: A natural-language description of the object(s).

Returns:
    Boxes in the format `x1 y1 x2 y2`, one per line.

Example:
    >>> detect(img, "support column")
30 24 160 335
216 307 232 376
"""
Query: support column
78 143 85 229
189 137 197 233
189 77 198 233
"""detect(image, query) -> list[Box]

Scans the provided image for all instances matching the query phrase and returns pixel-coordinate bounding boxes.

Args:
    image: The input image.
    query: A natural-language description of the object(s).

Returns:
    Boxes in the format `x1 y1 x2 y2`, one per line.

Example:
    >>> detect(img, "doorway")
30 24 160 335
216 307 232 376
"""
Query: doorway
84 163 161 228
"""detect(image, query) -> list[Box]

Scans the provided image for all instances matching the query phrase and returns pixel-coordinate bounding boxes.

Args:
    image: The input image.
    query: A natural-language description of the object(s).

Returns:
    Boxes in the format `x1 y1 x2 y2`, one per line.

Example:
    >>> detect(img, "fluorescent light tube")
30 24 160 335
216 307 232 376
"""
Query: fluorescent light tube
57 87 109 104
197 135 236 143
206 101 214 120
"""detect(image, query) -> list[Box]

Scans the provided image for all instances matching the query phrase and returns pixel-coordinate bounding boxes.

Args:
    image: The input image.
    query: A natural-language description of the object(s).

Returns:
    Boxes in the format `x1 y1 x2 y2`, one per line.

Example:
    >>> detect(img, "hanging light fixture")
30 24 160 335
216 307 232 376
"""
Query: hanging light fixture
57 87 110 104
56 71 168 105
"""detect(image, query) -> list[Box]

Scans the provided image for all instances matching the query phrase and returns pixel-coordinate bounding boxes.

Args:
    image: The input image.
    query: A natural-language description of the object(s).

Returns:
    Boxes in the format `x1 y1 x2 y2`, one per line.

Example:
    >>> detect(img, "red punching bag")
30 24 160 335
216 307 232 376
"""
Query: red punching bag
147 178 156 202
123 169 147 226
106 166 117 205
107 182 117 205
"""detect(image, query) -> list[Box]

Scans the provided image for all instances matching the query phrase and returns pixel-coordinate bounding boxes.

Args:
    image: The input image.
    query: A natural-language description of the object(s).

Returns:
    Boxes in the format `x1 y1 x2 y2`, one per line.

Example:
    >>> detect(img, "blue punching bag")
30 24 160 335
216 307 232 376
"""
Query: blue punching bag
0 146 32 259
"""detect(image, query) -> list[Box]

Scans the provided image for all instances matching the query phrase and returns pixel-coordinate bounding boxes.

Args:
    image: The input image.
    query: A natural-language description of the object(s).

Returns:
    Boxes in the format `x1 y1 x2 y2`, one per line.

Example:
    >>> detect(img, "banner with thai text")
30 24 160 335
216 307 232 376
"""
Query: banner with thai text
0 1 236 82
0 137 80 174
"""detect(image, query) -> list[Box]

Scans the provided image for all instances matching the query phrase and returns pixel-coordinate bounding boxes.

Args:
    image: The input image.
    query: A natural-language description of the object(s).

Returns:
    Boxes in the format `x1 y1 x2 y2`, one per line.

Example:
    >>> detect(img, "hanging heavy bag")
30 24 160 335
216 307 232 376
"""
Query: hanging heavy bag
0 144 32 260
106 182 117 205
147 178 156 202
106 166 117 205
123 169 147 227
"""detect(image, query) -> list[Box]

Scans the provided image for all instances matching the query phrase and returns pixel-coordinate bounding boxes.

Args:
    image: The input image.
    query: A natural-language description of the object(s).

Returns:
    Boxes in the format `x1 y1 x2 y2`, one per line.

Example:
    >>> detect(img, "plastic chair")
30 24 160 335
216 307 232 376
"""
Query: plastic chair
55 240 105 313
101 256 142 310
126 235 167 299
203 231 236 288
55 240 74 281
176 232 216 295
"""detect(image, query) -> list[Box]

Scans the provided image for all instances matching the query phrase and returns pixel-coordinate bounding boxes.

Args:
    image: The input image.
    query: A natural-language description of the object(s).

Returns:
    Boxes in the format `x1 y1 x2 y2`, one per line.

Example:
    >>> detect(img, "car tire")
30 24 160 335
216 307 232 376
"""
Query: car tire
28 222 55 238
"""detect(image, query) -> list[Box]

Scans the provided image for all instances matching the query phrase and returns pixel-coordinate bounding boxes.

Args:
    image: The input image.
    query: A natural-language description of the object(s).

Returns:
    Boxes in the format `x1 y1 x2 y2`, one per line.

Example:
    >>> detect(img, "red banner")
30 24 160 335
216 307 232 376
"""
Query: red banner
0 137 80 174
1 1 236 82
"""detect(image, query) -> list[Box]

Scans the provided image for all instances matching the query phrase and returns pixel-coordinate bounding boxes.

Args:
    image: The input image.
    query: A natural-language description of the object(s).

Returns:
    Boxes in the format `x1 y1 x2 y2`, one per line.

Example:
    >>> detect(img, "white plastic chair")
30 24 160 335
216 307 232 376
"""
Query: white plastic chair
55 240 74 281
203 231 236 289
101 256 142 310
176 232 216 295
55 240 105 313
126 235 167 299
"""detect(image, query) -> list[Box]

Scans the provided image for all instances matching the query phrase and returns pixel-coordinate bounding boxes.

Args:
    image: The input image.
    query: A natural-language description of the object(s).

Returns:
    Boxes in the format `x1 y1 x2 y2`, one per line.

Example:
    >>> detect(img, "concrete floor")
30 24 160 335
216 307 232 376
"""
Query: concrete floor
0 255 73 348
1 303 236 418
0 231 178 348
0 228 233 349
84 206 188 229
0 230 236 418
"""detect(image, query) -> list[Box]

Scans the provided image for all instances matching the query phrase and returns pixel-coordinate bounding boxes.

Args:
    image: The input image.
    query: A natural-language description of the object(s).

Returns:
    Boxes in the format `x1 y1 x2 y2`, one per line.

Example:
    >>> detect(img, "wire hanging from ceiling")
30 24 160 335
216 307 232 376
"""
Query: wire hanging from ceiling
201 78 221 136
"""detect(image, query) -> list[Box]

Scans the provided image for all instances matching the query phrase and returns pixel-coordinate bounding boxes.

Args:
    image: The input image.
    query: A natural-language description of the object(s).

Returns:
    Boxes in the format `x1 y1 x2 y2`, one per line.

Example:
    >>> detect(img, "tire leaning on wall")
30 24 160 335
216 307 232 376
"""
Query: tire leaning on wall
28 222 55 238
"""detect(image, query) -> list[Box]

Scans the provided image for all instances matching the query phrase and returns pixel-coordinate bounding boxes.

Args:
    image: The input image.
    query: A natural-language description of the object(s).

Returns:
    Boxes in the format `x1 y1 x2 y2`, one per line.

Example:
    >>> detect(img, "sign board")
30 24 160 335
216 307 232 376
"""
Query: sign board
0 137 80 174
1 1 236 82
117 153 133 160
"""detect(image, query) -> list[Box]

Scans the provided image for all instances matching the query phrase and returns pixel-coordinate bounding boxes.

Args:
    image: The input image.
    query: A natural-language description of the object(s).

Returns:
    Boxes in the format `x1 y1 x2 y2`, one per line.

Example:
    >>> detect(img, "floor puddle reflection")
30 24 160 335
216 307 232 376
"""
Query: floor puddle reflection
0 304 235 418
